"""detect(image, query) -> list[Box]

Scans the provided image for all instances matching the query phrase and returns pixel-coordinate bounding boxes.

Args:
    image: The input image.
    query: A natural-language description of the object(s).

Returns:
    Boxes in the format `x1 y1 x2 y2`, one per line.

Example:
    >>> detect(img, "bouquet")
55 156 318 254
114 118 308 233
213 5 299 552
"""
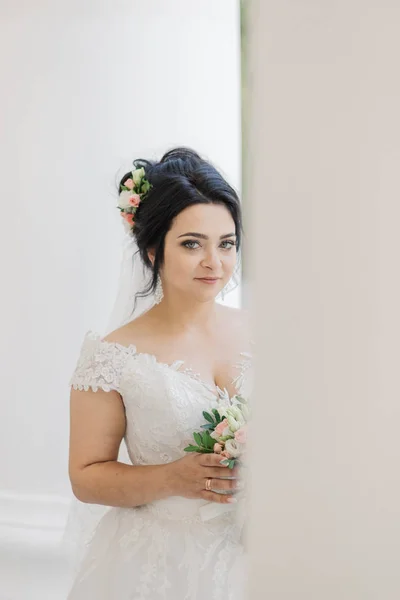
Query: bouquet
184 394 249 521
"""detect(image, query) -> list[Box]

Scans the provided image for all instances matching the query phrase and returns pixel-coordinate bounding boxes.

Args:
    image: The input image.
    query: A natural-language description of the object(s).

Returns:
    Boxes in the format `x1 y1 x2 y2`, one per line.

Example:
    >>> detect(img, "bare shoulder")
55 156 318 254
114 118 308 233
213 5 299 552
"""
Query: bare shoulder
102 312 155 347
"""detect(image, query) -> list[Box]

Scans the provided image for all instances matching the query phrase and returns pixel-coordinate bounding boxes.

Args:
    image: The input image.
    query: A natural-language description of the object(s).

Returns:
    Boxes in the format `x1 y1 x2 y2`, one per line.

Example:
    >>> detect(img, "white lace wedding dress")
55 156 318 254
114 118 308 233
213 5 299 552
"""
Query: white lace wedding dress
66 330 254 600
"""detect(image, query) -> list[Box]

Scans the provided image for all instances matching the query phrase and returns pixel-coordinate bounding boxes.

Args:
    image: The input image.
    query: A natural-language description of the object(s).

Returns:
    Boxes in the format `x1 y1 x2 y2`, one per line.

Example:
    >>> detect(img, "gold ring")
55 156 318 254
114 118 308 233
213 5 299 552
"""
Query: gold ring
205 478 212 491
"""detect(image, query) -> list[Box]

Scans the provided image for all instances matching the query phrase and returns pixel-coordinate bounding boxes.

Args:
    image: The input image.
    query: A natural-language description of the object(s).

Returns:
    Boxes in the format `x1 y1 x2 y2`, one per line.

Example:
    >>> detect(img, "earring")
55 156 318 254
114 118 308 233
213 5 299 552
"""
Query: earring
219 277 234 302
217 283 227 302
154 274 164 304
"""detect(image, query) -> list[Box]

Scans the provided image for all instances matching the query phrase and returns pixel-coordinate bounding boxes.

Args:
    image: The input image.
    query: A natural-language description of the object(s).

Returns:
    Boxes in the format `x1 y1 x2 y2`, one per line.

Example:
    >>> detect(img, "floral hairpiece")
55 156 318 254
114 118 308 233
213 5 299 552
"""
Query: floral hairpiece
117 167 152 231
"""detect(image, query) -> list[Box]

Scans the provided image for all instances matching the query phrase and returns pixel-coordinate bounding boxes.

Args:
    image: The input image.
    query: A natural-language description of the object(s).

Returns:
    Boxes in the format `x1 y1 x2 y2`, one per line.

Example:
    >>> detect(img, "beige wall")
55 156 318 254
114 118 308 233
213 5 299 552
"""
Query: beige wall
247 1 400 598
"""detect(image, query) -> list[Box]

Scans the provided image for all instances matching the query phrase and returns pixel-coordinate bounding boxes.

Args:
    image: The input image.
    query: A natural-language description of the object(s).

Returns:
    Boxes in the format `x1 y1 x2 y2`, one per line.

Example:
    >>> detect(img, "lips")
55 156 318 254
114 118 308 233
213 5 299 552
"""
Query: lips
195 277 221 284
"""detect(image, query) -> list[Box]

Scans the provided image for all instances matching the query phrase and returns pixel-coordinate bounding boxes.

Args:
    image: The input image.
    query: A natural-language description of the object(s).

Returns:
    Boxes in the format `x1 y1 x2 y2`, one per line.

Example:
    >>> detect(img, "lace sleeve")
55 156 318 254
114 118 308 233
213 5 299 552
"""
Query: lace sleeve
69 330 135 393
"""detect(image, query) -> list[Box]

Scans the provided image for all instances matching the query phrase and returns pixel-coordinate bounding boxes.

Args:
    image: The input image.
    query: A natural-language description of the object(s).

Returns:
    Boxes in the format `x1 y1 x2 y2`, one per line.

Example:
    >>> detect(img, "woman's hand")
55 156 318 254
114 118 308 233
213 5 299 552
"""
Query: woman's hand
166 452 240 504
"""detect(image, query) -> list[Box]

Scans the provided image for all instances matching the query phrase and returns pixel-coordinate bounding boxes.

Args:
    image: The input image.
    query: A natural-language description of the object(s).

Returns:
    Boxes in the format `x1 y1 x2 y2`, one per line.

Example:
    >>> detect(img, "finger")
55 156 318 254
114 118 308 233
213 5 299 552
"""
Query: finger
231 466 240 478
201 490 237 504
204 477 237 493
204 467 239 479
219 464 240 478
199 453 230 468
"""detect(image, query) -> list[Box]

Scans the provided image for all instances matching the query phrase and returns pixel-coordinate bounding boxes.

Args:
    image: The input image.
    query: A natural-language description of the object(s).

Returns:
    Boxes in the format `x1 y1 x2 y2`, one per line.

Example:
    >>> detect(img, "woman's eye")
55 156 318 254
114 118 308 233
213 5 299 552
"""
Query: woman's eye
182 239 237 250
220 240 236 250
182 240 200 249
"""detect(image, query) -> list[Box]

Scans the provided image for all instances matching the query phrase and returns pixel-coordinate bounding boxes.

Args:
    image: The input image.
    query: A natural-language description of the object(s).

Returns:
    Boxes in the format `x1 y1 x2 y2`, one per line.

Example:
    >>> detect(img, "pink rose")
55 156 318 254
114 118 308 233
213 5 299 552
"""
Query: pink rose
122 212 134 225
215 418 229 437
221 450 231 459
234 425 248 445
124 178 134 190
213 443 223 454
128 194 141 207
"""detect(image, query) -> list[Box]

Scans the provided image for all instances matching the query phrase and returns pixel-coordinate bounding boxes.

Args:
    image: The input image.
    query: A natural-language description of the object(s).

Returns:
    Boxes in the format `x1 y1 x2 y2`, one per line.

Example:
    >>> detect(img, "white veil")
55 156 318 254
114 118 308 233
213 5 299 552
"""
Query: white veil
104 231 156 334
61 231 156 579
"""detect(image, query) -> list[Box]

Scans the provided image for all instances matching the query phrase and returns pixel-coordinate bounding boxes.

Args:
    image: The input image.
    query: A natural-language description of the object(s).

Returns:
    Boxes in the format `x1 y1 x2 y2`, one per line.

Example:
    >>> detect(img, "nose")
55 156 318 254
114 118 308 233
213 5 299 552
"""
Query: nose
201 247 222 270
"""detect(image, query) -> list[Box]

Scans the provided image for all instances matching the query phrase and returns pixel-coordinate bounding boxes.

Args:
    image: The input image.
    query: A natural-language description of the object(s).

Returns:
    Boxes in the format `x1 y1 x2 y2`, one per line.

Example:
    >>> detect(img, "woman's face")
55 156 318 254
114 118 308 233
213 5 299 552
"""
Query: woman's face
159 203 237 302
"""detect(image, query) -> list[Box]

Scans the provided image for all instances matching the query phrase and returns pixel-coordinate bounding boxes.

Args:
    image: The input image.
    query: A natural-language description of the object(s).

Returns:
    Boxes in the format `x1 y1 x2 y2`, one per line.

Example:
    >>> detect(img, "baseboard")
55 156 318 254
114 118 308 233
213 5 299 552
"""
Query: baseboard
0 490 72 549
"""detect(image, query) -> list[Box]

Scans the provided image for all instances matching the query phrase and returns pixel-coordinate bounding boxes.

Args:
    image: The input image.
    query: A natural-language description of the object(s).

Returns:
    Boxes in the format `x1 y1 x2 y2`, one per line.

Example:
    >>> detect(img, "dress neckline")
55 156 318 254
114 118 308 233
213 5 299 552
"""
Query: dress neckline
86 330 252 401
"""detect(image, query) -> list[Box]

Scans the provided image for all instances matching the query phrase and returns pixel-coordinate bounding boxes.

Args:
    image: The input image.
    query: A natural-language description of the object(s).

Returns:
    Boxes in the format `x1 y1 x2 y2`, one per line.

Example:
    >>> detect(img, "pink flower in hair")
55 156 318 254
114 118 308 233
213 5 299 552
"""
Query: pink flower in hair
122 212 134 225
124 178 134 190
128 194 141 207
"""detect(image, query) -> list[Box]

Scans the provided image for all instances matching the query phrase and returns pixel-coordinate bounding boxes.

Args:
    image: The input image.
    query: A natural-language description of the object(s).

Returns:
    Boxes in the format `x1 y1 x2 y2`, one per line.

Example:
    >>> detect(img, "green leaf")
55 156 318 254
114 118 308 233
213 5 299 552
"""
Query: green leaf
202 431 215 450
219 458 230 467
141 180 151 193
202 411 215 424
184 445 213 454
212 409 222 423
200 423 215 430
193 432 202 447
184 445 202 452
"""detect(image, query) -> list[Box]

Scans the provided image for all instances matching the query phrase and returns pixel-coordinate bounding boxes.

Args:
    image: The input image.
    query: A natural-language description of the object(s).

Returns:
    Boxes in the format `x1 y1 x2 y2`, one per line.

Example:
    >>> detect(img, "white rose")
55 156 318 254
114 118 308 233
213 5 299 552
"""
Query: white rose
217 407 229 418
132 167 145 184
227 406 246 427
118 190 132 210
226 414 241 433
225 439 242 458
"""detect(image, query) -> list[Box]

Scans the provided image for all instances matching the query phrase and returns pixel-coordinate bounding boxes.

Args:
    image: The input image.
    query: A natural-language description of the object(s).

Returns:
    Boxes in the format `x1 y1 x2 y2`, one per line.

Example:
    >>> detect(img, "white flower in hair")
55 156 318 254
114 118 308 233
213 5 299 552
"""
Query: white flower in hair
118 190 133 210
117 166 152 232
132 167 145 184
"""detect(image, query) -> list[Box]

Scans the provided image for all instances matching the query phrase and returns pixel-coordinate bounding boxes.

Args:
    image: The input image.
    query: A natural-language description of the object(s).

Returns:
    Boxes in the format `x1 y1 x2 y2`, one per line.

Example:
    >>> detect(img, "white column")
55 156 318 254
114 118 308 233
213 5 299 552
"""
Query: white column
248 1 400 598
0 0 241 558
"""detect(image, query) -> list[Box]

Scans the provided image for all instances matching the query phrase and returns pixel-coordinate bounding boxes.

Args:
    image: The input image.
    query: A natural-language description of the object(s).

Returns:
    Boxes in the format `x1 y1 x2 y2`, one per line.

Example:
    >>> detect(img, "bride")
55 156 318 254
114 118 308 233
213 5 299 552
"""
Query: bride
66 147 254 599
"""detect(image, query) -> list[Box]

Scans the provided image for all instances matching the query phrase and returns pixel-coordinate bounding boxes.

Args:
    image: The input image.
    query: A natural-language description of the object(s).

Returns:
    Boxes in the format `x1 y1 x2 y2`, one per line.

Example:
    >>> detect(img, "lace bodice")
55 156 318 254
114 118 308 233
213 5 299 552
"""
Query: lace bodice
69 331 254 469
66 331 253 599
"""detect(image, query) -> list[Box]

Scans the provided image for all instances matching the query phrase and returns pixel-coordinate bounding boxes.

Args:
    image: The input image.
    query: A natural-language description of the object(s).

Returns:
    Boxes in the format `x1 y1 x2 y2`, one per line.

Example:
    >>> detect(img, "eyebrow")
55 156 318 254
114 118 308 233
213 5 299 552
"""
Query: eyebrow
177 232 236 240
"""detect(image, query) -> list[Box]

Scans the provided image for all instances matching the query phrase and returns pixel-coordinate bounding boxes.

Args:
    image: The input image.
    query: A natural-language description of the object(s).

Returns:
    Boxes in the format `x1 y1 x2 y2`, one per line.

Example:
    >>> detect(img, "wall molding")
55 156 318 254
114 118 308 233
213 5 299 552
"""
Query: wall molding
0 490 72 548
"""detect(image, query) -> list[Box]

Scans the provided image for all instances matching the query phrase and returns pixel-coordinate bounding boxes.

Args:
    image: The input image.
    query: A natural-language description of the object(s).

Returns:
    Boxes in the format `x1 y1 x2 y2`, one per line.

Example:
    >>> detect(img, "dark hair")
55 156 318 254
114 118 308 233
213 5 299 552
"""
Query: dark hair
118 147 243 303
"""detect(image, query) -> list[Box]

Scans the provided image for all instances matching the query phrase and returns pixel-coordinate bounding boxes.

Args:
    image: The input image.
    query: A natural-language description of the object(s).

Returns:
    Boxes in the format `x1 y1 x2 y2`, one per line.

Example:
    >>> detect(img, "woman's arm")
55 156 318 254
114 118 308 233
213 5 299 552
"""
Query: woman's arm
69 386 239 508
68 387 172 507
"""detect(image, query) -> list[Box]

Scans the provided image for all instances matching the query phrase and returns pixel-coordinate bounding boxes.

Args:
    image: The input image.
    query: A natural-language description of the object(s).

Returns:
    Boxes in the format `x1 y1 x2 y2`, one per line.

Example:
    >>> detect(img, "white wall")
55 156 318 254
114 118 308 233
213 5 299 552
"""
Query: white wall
248 1 400 598
0 0 241 582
